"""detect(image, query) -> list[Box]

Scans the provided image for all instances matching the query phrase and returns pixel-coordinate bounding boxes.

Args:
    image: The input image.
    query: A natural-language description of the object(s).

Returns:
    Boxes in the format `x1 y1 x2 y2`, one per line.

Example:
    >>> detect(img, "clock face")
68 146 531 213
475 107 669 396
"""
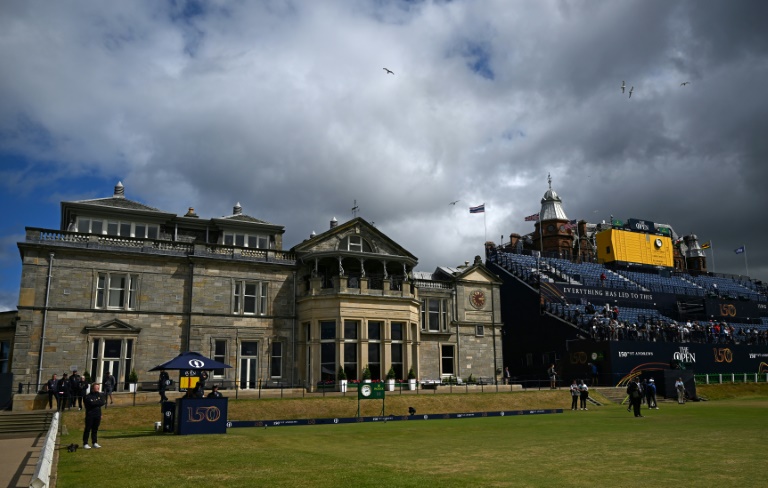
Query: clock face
547 225 555 232
361 385 372 397
559 225 565 232
654 238 663 248
470 290 486 309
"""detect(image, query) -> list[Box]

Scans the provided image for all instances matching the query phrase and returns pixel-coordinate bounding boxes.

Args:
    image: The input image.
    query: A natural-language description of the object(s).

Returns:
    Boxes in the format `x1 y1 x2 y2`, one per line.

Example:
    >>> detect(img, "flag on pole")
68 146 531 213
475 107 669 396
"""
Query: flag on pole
734 246 745 254
701 241 711 249
524 213 539 221
563 219 577 230
469 204 485 214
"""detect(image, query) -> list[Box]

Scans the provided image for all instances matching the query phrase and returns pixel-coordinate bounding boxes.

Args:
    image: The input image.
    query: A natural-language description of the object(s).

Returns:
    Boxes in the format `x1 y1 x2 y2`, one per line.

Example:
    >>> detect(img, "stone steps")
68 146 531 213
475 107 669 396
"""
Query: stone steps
0 410 54 435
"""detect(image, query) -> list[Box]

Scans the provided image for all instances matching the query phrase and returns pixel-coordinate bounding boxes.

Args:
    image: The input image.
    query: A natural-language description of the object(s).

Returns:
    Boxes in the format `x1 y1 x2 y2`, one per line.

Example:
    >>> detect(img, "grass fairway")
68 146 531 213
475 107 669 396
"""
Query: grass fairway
56 387 768 487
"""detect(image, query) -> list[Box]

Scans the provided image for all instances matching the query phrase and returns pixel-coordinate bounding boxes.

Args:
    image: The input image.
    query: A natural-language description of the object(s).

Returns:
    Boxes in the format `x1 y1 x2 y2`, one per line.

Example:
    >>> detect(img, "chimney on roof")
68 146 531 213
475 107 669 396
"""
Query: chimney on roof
330 217 338 229
185 207 198 218
233 203 242 215
114 181 125 198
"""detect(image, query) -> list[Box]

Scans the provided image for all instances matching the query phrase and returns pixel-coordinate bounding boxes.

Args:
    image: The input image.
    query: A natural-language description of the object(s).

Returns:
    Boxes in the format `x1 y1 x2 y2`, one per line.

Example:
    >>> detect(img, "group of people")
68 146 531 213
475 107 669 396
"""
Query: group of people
159 369 222 402
569 379 590 410
625 377 659 417
576 309 768 346
44 370 116 411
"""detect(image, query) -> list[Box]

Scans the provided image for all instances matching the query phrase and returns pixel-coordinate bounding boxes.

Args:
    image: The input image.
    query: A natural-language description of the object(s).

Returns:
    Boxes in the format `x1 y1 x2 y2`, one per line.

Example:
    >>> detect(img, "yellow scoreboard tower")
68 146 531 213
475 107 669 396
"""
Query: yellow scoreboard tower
596 229 673 267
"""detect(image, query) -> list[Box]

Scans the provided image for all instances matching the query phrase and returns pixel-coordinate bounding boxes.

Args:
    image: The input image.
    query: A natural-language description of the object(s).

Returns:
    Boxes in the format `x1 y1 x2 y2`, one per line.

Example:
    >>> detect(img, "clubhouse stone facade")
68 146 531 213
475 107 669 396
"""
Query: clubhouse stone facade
7 183 502 395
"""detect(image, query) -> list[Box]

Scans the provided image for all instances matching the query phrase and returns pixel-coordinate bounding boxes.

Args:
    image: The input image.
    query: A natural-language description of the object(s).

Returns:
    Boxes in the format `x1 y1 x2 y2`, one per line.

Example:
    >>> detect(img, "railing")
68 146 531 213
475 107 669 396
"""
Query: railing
695 373 768 384
25 227 296 264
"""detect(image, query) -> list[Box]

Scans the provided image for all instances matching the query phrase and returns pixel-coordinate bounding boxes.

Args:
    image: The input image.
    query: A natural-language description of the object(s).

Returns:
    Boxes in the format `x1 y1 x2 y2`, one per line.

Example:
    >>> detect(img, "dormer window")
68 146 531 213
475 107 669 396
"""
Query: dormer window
223 232 269 249
77 218 158 239
341 235 372 252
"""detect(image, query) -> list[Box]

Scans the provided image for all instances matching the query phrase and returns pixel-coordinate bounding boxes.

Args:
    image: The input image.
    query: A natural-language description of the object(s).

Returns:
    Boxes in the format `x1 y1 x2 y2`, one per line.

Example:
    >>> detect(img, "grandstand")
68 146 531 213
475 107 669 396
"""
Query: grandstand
486 178 768 385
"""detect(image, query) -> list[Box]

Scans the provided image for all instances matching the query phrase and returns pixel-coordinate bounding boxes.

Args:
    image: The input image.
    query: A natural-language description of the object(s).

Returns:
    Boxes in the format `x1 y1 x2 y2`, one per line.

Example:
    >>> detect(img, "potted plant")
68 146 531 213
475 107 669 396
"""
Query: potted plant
128 369 139 392
362 365 372 383
338 366 347 393
386 366 396 391
407 367 417 390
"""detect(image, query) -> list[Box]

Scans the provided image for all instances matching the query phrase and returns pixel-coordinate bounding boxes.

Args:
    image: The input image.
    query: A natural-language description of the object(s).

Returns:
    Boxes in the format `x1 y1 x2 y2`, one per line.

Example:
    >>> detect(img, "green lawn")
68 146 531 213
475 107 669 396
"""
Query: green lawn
56 388 768 487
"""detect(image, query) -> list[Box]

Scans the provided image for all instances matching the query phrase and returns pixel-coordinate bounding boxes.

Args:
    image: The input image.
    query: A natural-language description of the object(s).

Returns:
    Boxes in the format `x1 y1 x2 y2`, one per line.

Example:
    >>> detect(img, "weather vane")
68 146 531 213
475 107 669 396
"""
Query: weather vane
352 200 359 218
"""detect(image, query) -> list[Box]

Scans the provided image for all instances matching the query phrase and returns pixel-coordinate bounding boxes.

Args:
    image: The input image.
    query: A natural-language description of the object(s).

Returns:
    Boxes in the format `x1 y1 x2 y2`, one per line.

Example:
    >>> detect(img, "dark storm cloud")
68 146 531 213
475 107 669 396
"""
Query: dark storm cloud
1 0 767 293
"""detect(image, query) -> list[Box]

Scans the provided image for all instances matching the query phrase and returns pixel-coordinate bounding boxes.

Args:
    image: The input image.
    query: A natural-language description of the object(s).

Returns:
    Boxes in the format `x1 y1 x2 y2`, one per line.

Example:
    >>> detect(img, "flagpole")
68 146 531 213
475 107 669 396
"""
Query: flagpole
710 241 716 273
744 246 749 277
484 206 487 243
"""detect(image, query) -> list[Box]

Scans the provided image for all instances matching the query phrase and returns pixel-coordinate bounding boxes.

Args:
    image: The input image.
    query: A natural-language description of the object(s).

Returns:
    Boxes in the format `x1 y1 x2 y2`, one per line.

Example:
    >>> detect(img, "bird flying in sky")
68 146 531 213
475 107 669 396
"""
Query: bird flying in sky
680 81 690 86
621 81 626 93
383 68 394 75
628 86 634 98
449 200 460 205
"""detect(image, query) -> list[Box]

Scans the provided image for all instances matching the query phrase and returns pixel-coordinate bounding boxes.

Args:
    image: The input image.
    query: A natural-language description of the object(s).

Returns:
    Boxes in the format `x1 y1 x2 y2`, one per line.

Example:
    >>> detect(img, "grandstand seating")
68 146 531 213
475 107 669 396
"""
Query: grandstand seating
687 274 766 302
614 270 705 296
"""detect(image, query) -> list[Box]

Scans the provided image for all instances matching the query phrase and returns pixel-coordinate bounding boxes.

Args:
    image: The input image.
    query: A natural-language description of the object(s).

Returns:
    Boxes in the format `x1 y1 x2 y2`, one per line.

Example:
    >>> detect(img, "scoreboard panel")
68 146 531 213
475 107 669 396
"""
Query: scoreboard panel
596 229 673 267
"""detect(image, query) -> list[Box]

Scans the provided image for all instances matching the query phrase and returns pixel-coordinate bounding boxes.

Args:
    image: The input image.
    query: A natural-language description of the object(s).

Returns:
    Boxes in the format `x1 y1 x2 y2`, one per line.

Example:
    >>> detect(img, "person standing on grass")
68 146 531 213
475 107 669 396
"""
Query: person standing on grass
158 368 170 403
675 378 685 404
83 383 106 449
548 364 557 389
56 373 71 411
45 374 58 410
103 370 116 407
578 379 590 410
626 378 643 418
570 379 579 410
646 378 658 409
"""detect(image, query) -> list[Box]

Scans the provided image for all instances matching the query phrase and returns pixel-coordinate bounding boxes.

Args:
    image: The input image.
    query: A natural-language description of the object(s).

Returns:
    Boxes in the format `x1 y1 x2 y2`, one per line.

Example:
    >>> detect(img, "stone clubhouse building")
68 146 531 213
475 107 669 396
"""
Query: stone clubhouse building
4 182 503 398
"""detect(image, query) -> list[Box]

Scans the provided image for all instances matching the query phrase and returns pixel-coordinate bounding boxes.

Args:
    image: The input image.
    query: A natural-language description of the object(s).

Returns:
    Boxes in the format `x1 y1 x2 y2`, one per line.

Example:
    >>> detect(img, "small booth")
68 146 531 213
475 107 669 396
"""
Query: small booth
150 351 232 435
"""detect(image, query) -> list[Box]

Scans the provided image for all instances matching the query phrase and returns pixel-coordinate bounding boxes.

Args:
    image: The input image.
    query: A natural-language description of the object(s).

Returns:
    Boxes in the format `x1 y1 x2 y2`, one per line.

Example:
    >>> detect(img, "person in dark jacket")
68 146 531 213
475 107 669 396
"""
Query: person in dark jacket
158 369 170 403
69 370 82 410
45 374 58 410
626 379 644 418
83 383 106 449
207 385 223 398
56 373 71 412
103 371 116 406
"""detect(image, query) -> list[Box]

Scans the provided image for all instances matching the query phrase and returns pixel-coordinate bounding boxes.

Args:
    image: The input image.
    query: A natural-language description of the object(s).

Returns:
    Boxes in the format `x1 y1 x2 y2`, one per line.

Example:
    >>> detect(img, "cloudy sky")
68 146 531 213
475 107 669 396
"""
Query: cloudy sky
1 0 767 311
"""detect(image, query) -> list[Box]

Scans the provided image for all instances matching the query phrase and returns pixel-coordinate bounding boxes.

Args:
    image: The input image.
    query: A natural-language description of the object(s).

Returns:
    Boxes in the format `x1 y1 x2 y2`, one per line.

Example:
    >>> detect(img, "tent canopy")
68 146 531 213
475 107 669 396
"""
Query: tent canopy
149 351 232 371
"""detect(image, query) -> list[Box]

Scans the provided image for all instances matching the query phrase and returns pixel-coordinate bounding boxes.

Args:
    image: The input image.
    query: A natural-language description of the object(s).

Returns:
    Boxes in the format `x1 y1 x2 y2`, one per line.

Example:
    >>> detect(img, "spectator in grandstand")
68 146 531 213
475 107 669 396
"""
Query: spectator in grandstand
600 272 606 287
578 380 589 410
547 364 557 389
675 378 686 404
570 379 579 410
646 378 658 409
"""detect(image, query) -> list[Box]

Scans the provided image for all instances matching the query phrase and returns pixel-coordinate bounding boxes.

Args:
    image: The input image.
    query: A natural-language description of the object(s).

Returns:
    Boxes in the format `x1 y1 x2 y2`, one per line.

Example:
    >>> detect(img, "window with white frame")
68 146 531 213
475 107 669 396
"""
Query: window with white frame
96 273 138 310
270 342 282 378
89 337 134 390
341 235 372 253
233 281 268 315
320 321 336 382
421 298 448 332
441 344 455 376
0 340 9 374
223 232 269 249
212 340 227 377
390 322 405 379
367 321 382 380
77 217 158 239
